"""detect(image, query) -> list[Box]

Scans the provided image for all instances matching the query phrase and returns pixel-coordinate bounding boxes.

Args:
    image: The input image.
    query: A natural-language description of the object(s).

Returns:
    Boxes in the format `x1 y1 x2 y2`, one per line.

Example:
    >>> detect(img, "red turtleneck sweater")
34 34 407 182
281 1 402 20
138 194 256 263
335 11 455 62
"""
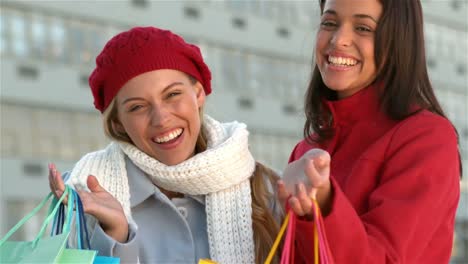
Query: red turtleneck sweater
291 86 460 263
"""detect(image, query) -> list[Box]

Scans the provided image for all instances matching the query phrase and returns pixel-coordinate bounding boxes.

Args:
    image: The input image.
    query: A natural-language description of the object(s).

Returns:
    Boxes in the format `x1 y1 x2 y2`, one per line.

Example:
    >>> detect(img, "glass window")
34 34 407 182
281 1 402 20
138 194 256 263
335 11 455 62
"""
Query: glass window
9 106 35 158
31 14 47 59
268 59 284 98
78 23 100 66
225 0 249 13
68 22 85 65
282 62 299 101
11 11 28 57
247 54 266 95
49 18 66 63
86 27 102 65
0 130 17 156
0 10 7 56
201 44 221 91
220 48 246 92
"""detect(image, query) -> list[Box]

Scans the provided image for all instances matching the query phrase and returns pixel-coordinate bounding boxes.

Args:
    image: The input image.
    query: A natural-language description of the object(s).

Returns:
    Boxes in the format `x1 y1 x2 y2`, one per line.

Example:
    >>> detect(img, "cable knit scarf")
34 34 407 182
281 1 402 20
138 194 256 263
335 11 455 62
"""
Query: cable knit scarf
66 115 256 263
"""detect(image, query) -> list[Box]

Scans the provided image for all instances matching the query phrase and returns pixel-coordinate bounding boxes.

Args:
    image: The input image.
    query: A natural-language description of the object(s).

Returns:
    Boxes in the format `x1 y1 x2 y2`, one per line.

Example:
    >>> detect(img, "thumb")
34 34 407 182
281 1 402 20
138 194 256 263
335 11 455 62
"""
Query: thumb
87 175 104 193
304 158 329 185
313 152 331 176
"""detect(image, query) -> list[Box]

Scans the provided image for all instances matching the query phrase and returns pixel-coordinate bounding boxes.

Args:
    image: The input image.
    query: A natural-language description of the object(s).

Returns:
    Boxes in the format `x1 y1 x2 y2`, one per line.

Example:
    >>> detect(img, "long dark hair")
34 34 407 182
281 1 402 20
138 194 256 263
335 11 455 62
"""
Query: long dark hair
304 0 462 176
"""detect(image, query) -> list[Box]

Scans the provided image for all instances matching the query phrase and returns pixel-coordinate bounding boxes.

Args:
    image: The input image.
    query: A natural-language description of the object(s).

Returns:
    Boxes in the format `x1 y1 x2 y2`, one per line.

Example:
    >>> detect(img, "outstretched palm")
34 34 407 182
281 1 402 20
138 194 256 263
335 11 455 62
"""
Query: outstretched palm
49 163 128 242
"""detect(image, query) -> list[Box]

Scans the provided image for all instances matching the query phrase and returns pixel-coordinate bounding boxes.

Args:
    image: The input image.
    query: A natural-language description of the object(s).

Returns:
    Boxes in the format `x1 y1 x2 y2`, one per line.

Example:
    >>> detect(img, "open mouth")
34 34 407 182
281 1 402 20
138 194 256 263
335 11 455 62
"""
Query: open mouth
152 128 184 144
327 55 359 67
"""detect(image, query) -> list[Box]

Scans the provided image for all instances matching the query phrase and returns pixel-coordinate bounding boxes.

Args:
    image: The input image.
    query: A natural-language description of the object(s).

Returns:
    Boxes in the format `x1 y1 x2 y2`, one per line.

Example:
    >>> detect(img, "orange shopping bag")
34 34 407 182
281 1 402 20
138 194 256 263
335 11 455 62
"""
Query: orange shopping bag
265 199 333 264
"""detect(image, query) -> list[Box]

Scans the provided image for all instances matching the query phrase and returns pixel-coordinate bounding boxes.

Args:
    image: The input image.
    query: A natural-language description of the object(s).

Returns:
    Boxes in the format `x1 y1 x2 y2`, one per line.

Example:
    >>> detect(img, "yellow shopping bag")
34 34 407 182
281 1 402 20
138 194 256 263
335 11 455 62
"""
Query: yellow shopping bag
265 199 334 264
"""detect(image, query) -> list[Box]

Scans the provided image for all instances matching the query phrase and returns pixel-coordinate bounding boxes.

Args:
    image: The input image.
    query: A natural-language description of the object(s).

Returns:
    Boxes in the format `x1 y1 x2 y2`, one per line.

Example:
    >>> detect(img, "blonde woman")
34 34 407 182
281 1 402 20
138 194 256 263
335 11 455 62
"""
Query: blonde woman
49 26 282 264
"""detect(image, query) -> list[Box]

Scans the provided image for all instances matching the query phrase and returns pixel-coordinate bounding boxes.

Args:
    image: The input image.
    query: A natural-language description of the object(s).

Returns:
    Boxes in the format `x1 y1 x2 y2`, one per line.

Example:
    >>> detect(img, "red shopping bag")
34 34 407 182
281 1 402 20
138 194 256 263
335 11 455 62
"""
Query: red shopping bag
265 199 333 264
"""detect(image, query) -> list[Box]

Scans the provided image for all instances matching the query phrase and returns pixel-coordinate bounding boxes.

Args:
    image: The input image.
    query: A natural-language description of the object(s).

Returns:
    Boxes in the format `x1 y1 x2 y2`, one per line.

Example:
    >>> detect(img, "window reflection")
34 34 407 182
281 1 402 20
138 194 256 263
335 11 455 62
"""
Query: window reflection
31 15 47 59
11 11 27 57
0 12 6 55
247 54 266 96
221 49 246 92
88 27 106 64
49 18 66 62
69 22 86 65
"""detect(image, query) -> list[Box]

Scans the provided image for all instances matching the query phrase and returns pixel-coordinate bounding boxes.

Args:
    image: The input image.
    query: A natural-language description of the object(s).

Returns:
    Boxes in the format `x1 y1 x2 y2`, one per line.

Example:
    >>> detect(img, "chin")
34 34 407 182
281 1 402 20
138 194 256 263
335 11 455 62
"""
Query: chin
323 80 352 92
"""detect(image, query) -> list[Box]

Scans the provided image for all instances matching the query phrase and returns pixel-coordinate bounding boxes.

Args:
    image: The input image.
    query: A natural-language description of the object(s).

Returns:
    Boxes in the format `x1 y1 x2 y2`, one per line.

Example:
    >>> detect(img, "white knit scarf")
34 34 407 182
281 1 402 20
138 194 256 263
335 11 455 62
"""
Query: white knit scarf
66 115 256 263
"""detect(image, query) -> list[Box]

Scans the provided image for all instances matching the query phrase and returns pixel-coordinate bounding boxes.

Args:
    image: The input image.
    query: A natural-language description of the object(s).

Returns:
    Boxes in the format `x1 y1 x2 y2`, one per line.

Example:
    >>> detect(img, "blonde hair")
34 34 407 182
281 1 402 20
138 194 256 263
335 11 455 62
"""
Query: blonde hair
102 98 280 264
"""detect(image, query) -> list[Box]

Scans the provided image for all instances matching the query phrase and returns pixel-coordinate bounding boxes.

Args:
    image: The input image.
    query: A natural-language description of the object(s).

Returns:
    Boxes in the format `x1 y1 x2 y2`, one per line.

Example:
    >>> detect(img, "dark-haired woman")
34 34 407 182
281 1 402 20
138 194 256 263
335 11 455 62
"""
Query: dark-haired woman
278 0 462 263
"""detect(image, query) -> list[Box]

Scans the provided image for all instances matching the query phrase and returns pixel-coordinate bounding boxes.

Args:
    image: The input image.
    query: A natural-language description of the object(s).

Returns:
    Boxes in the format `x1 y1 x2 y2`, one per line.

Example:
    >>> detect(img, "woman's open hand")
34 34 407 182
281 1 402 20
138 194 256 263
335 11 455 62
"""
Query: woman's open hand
48 163 129 243
277 149 333 220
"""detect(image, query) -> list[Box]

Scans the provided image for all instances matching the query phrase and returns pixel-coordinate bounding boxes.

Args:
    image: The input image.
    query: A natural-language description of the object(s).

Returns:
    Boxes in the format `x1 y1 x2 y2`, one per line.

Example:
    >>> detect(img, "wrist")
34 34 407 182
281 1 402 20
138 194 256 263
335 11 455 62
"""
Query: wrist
317 183 333 216
105 226 129 243
101 219 129 243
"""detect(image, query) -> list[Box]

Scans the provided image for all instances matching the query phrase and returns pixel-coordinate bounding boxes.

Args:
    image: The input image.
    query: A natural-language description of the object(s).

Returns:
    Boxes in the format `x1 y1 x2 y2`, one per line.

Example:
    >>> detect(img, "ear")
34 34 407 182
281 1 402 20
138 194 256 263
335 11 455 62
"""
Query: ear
194 82 206 108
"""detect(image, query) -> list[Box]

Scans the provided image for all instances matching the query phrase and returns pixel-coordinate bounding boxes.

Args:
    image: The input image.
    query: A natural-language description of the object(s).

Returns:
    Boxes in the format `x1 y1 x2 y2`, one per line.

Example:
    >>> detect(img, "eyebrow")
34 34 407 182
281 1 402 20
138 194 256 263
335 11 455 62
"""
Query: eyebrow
323 10 378 24
121 81 184 105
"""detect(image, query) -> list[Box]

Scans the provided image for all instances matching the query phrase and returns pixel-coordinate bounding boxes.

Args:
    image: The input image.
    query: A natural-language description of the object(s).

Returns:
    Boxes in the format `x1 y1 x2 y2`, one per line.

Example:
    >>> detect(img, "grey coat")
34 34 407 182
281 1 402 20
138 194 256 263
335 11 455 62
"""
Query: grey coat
65 158 281 264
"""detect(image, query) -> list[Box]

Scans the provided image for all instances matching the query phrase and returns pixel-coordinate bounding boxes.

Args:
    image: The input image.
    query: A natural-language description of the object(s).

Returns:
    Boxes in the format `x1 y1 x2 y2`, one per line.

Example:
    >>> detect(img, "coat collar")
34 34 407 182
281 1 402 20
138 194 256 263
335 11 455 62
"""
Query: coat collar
324 83 384 127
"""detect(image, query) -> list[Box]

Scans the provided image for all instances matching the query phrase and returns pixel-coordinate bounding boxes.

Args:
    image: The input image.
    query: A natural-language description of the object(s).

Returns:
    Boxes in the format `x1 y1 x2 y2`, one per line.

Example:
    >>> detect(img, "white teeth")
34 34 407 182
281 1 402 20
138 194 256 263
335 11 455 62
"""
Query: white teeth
328 56 357 66
154 128 183 143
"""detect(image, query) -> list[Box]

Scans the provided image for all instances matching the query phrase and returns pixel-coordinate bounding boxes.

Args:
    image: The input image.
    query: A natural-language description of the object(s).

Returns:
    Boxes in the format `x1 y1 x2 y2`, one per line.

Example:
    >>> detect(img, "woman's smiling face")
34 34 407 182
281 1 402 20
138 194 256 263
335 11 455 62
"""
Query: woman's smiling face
114 69 205 165
316 0 383 98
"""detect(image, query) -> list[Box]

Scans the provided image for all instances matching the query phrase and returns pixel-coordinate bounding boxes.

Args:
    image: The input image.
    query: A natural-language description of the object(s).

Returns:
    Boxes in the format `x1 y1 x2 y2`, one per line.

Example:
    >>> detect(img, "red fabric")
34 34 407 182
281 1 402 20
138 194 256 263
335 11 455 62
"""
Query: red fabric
291 86 461 263
89 26 212 112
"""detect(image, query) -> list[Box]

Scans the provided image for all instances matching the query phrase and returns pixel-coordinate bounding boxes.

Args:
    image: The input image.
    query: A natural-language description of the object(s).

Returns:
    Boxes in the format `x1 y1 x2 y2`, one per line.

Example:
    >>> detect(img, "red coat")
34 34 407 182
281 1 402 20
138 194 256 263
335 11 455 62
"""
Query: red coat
291 86 460 263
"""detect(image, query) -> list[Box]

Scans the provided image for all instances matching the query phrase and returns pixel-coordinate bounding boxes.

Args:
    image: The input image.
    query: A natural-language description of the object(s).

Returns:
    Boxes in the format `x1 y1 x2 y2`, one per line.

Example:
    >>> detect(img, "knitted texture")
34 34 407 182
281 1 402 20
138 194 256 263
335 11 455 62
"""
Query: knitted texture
89 26 212 112
66 115 256 263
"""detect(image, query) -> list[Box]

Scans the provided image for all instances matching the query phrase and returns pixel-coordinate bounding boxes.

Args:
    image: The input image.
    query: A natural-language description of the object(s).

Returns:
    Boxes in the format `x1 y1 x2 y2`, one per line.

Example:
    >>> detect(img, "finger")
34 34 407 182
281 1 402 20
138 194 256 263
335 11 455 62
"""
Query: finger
51 164 67 203
277 180 290 206
297 183 313 215
314 153 331 177
76 190 92 213
49 163 60 196
52 164 65 194
48 163 55 193
87 175 105 193
315 156 330 170
288 197 305 216
77 189 110 222
305 159 327 187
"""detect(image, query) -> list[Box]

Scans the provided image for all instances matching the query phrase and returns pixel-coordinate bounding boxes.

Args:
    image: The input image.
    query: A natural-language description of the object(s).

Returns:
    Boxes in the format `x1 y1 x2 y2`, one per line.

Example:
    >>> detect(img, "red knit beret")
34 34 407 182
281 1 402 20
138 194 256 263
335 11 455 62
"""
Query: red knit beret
89 26 212 113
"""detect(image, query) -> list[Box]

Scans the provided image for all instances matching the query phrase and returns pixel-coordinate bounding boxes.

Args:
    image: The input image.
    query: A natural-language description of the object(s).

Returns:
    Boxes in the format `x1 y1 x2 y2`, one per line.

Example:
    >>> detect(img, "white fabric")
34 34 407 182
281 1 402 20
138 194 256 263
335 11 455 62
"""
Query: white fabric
67 115 256 263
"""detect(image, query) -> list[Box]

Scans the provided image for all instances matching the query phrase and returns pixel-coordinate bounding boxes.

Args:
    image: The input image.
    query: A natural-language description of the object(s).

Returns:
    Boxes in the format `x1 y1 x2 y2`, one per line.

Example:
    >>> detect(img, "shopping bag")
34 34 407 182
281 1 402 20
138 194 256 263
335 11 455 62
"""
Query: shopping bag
51 187 97 263
0 186 83 263
61 188 119 264
265 199 334 264
198 259 218 264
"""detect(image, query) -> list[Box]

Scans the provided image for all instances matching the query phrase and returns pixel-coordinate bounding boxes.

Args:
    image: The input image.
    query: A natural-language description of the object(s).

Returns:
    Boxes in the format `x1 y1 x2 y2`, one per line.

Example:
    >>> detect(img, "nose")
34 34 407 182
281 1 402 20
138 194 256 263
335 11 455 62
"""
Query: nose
330 25 353 48
150 104 170 127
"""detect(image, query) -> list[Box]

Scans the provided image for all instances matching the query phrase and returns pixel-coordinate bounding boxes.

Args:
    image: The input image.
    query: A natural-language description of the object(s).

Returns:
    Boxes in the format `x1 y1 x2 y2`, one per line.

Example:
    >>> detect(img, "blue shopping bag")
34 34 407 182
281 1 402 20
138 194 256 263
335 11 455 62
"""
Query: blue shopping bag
52 187 120 264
